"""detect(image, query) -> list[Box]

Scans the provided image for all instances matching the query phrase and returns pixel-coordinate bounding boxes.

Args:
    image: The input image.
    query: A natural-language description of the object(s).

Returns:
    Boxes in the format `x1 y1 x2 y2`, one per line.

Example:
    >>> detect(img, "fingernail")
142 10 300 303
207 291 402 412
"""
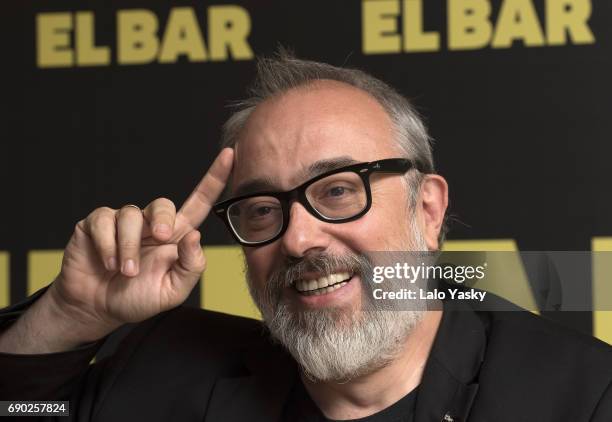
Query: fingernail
123 259 136 275
154 224 170 236
107 257 117 271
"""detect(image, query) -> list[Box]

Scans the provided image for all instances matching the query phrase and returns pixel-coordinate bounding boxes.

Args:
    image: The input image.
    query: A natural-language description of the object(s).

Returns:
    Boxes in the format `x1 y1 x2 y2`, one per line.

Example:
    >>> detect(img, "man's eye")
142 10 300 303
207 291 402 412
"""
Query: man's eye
246 203 280 219
254 206 272 216
328 186 346 197
326 185 355 198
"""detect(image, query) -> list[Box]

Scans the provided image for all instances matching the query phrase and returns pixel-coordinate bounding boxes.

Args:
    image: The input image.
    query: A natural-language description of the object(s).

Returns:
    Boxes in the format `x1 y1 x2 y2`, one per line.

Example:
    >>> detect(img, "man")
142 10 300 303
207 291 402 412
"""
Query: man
1 53 611 421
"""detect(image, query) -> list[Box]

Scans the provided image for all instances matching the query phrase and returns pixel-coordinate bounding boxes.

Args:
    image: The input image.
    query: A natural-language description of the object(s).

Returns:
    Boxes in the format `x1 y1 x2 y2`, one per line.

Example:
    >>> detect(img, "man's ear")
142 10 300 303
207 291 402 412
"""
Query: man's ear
417 175 448 250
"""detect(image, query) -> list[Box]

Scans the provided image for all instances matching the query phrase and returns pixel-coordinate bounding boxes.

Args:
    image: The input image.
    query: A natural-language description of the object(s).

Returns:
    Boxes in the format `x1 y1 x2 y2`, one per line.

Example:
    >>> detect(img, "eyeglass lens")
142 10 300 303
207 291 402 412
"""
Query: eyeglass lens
227 171 368 243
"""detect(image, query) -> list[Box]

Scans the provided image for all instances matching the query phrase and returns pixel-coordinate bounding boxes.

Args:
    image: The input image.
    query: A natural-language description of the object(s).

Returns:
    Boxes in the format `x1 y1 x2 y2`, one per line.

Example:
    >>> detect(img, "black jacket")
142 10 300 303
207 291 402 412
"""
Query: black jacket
1 290 612 421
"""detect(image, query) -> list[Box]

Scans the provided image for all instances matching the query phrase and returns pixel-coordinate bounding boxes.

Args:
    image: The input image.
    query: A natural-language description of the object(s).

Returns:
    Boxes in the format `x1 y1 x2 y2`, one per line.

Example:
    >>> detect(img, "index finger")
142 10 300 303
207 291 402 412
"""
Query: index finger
177 147 234 229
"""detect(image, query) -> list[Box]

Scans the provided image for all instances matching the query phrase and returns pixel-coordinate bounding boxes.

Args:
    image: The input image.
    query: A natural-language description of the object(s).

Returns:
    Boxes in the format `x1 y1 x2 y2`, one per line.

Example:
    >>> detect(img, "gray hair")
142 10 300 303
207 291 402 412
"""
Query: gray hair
221 50 447 245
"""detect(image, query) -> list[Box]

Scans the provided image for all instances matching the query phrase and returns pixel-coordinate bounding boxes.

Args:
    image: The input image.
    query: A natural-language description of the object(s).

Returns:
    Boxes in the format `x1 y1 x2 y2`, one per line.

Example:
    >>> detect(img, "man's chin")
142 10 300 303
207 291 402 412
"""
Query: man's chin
282 304 360 333
262 300 421 383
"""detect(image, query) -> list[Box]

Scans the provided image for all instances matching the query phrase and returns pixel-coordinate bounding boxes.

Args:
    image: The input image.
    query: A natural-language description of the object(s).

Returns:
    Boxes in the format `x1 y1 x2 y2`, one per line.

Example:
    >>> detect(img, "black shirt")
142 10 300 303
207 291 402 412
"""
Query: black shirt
283 379 417 422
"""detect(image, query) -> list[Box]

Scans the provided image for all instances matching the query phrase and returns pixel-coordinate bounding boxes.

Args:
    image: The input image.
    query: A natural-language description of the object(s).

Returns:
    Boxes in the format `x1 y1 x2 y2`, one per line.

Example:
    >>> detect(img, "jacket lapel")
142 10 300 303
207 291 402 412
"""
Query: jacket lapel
414 299 486 422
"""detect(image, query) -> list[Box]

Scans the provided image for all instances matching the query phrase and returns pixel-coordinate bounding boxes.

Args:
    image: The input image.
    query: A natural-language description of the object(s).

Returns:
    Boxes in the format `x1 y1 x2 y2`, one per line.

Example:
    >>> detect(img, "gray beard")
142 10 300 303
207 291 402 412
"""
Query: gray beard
246 221 429 382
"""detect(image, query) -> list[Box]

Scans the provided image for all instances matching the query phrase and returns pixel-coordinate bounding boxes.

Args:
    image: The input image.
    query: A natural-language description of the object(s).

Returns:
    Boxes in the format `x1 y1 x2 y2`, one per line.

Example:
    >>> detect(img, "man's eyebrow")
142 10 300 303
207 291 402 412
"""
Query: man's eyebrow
300 156 359 181
231 156 359 197
232 177 279 197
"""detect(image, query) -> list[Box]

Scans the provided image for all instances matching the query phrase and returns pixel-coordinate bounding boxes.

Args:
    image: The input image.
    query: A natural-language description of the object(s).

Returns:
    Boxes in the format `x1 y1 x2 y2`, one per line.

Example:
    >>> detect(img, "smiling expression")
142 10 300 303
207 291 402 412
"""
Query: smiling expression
230 80 419 314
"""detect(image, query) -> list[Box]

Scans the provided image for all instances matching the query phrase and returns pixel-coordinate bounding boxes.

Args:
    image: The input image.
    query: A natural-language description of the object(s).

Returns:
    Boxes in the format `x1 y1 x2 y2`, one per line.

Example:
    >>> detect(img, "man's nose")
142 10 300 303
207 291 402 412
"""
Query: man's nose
280 201 331 258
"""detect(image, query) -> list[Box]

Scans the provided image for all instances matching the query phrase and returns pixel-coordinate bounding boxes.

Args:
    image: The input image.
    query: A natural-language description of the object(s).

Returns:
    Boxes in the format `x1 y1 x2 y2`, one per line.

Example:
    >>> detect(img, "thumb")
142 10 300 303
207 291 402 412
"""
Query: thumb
171 230 206 293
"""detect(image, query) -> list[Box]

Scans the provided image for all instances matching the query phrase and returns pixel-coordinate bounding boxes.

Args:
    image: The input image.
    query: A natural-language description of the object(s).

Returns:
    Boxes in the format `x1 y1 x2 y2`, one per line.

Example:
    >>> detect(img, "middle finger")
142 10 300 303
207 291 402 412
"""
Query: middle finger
143 197 176 242
117 205 144 276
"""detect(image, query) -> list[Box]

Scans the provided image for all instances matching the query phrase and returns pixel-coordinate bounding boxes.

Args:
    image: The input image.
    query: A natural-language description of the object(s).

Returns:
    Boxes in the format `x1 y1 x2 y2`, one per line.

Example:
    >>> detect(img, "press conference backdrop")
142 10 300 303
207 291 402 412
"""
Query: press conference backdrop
1 1 611 343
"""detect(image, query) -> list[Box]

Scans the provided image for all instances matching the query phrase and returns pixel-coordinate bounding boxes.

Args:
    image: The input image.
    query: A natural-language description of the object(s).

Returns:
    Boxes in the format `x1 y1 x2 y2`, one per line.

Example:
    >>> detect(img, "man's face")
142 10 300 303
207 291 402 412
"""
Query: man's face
233 80 414 309
231 80 426 380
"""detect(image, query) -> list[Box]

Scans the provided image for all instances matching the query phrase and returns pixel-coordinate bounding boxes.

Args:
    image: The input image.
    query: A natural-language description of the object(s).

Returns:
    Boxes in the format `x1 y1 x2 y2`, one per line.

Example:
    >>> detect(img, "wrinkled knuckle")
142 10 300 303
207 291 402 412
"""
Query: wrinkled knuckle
99 245 116 257
156 197 176 210
91 212 115 228
91 206 114 219
119 239 140 250
153 210 174 224
120 206 143 218
196 260 206 274
75 220 86 233
194 253 206 272
89 226 114 245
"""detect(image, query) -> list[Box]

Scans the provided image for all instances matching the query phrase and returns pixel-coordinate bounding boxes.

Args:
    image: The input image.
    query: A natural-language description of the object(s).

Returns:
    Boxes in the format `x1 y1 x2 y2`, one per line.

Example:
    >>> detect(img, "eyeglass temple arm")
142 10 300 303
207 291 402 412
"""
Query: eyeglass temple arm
370 158 425 173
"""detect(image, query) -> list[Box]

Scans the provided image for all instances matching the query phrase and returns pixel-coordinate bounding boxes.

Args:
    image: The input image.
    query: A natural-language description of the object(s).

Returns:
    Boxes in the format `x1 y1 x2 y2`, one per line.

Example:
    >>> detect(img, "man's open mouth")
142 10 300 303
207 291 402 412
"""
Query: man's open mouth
293 272 353 296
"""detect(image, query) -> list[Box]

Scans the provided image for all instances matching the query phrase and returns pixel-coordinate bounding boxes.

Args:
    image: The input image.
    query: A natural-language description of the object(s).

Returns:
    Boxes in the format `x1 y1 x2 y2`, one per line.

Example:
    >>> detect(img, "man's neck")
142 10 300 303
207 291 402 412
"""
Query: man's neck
302 309 443 420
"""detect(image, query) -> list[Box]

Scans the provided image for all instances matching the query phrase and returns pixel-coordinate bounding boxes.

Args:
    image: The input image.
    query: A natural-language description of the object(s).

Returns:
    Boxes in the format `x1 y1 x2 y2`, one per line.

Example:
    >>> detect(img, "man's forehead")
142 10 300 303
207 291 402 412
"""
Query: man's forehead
229 80 397 196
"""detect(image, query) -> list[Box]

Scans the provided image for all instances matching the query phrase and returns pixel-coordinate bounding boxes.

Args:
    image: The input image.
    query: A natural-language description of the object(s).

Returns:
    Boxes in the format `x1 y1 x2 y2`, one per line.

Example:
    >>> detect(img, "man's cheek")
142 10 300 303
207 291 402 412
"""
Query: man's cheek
337 218 384 250
245 247 276 284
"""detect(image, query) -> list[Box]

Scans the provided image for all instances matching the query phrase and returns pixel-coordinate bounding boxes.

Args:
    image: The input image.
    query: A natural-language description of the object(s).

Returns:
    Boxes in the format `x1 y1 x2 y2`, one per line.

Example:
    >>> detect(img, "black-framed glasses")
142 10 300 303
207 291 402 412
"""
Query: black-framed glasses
213 158 425 247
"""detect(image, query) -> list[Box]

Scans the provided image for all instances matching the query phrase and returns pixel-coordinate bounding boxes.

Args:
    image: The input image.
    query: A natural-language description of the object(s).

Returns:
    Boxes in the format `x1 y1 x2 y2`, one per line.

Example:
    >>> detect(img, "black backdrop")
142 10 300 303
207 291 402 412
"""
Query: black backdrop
2 0 611 338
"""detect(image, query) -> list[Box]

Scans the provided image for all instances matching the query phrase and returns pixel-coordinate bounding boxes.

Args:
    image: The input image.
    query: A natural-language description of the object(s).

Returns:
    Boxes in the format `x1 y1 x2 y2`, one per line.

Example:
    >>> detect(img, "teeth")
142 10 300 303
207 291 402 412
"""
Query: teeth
328 274 339 285
294 272 351 293
316 275 329 289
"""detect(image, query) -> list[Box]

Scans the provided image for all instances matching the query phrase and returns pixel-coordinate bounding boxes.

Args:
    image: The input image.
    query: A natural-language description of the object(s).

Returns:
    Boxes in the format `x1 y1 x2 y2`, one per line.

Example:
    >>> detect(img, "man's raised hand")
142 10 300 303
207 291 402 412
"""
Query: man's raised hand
49 148 234 343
